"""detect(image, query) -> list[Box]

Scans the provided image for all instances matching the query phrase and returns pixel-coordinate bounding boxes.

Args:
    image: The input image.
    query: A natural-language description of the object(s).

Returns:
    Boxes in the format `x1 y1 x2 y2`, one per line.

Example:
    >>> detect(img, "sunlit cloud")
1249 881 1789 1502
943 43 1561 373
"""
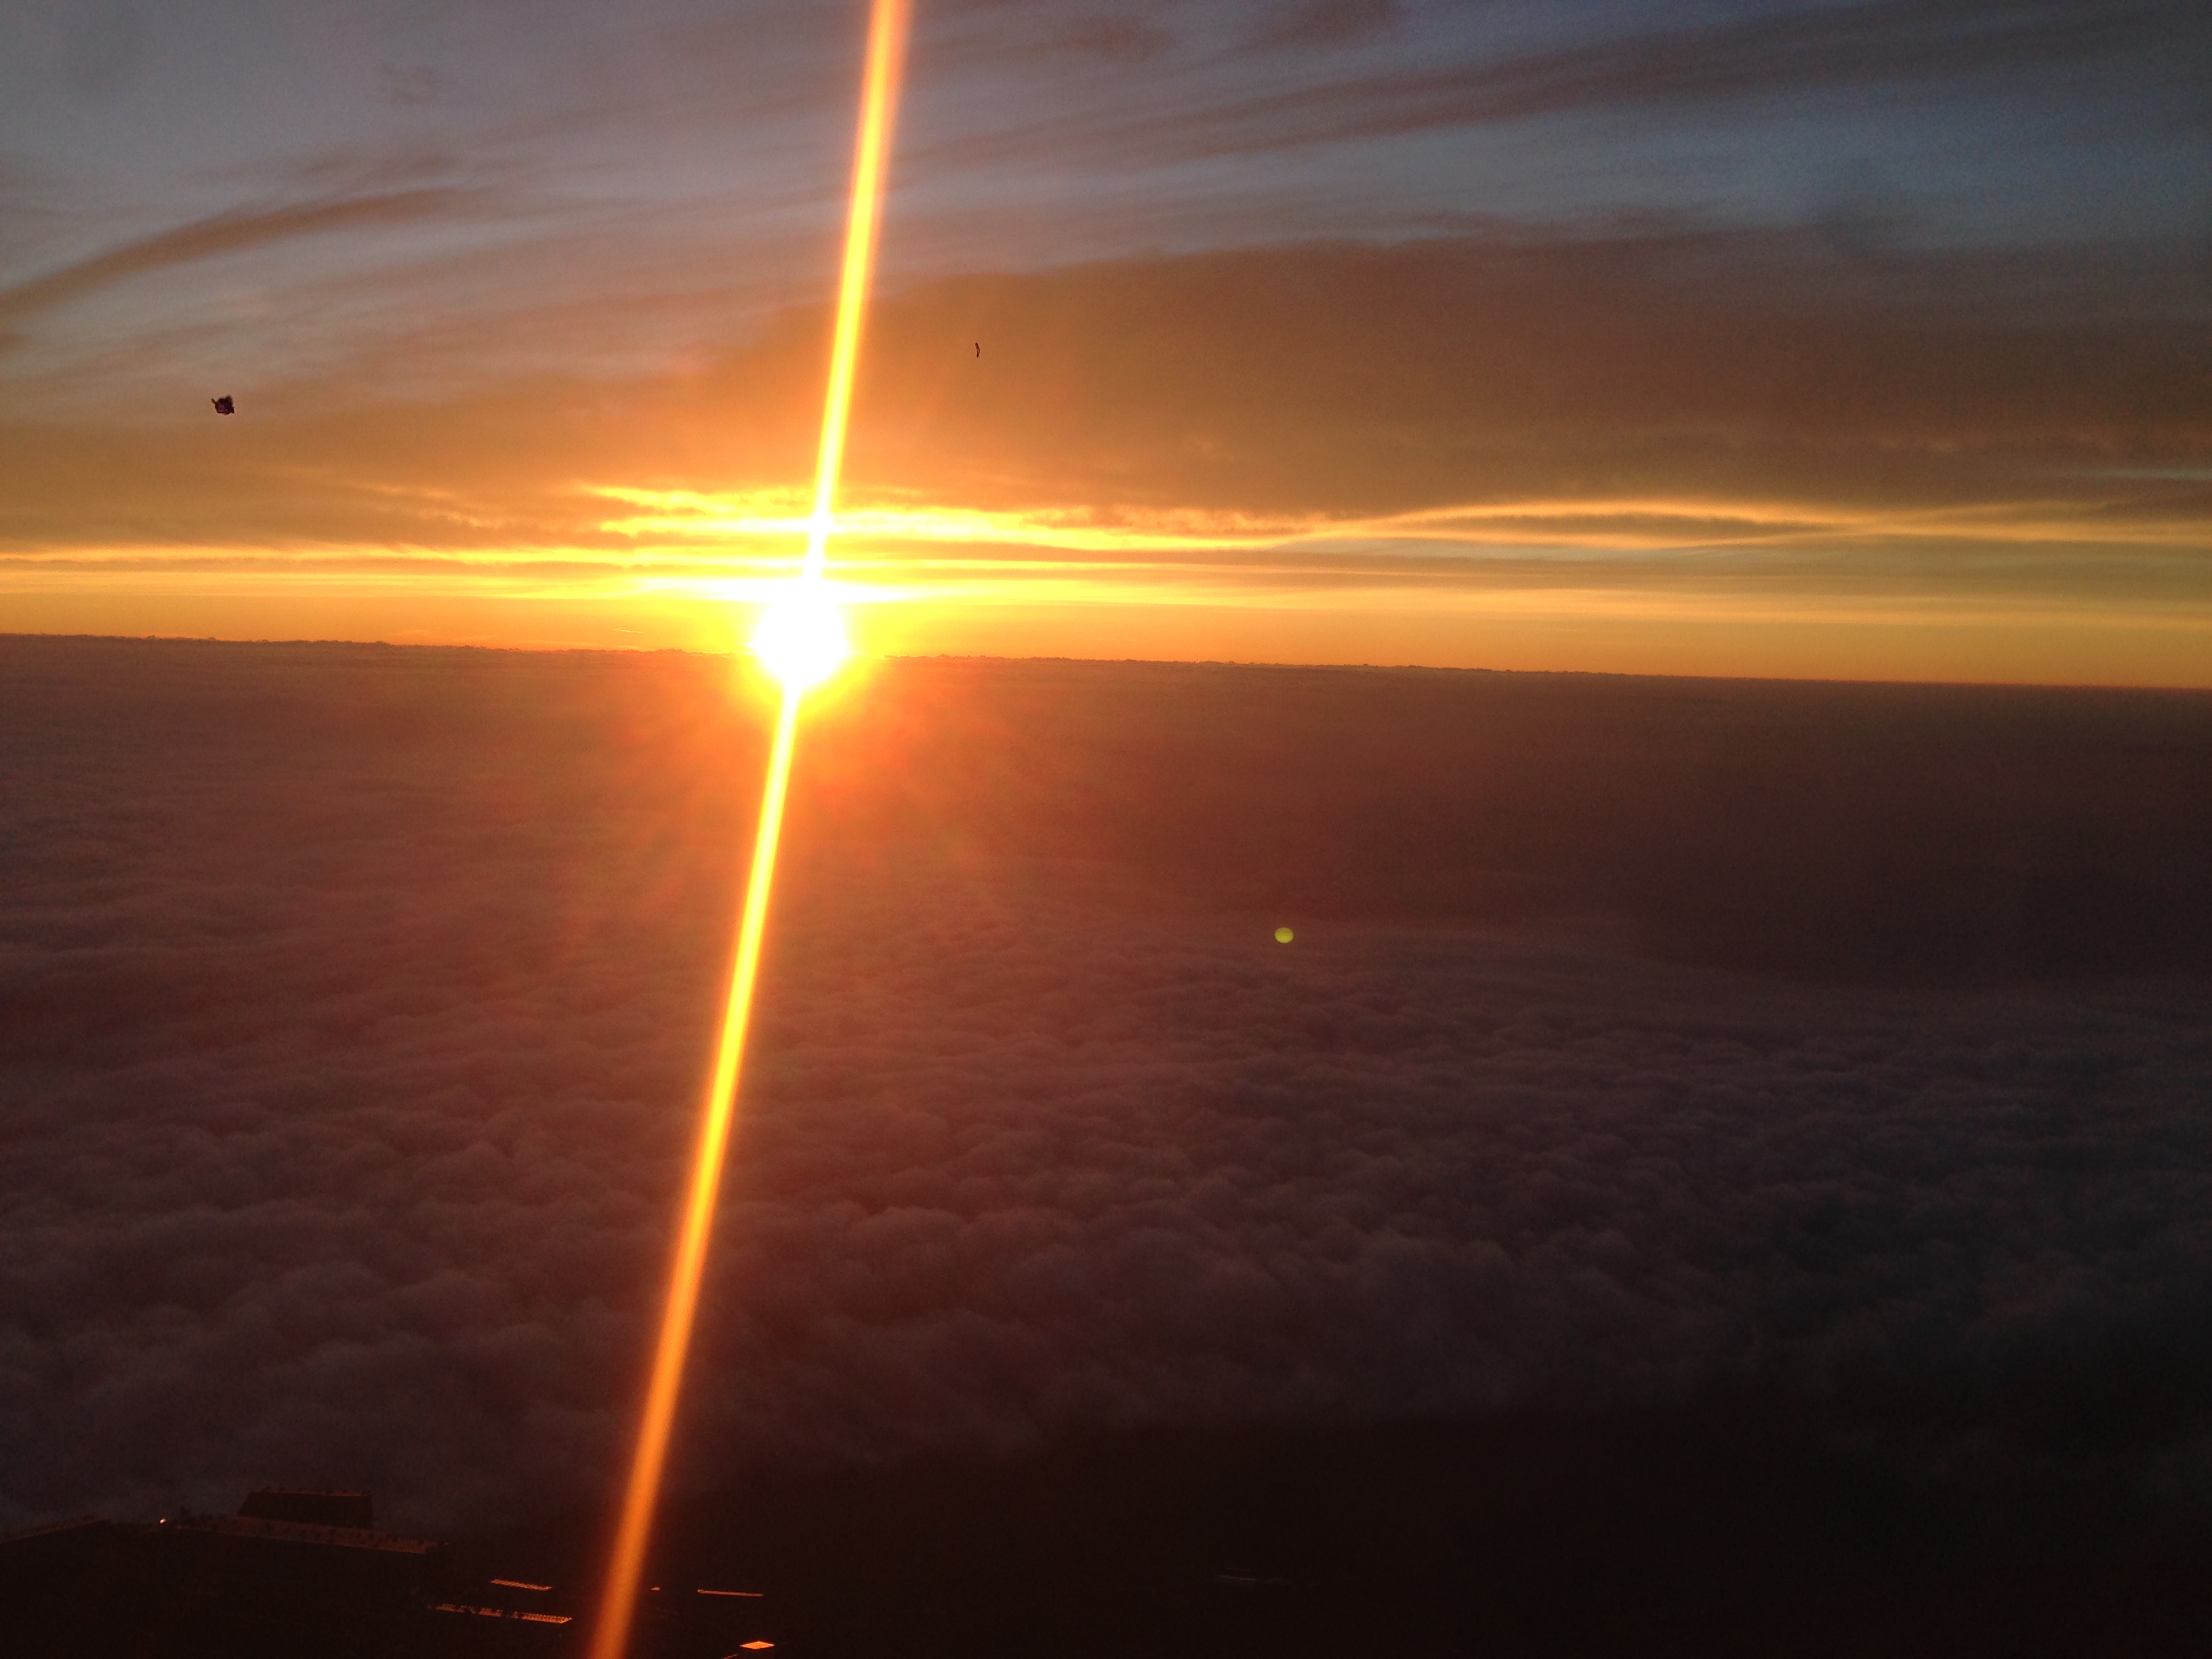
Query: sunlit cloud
585 483 2212 565
1 98 2203 687
588 485 1326 554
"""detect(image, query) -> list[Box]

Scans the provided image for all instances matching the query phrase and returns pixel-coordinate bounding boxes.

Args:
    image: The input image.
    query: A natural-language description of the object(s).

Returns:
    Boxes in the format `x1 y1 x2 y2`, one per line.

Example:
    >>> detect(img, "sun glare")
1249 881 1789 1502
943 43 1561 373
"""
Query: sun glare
752 583 850 689
588 3 911 1657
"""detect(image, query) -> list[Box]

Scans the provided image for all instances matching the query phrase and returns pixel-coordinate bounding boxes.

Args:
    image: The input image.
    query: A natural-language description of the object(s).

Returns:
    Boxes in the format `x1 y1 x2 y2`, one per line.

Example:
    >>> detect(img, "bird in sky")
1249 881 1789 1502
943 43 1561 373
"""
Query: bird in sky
210 395 234 415
973 342 980 358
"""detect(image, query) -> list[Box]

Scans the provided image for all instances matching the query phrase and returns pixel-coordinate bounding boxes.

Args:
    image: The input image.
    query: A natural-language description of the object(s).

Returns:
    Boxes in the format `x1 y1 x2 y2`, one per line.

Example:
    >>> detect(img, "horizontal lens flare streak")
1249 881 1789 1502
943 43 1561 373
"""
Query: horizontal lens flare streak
588 3 910 1658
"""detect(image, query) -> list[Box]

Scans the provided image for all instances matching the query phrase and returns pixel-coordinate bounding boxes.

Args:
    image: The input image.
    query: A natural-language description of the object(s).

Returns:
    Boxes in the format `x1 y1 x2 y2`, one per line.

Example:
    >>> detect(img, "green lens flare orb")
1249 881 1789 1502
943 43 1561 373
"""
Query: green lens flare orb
1274 926 1294 943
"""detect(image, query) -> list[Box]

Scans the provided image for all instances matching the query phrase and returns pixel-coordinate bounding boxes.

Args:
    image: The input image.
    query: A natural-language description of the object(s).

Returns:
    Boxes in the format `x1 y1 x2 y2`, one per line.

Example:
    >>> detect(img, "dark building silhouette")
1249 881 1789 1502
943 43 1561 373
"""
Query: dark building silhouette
0 1489 581 1657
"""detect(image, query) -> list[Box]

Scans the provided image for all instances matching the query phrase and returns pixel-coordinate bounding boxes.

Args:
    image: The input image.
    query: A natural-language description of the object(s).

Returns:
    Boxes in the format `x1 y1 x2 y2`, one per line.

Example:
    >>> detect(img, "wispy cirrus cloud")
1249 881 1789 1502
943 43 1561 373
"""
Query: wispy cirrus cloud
0 186 497 334
920 0 2210 170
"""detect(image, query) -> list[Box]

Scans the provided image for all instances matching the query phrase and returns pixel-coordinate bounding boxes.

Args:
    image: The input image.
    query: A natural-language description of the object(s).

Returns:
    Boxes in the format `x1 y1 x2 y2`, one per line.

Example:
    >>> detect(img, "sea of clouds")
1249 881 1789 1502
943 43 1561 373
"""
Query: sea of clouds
3 639 2209 1536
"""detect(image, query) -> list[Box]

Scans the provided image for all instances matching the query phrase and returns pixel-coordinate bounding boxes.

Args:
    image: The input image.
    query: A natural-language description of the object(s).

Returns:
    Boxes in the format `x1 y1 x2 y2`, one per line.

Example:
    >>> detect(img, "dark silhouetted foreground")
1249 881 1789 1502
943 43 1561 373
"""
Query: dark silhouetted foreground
12 1417 2211 1658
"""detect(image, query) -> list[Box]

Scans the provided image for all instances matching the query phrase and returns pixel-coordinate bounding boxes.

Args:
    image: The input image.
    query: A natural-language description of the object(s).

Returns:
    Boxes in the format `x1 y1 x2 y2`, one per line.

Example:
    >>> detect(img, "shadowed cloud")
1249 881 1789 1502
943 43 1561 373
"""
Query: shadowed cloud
3 228 2206 543
1250 0 1405 52
932 0 2211 168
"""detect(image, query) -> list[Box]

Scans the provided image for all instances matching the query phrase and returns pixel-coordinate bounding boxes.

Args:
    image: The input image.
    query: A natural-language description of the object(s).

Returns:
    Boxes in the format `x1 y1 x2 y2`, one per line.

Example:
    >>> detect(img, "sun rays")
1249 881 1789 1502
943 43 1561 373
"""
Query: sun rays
586 5 912 1656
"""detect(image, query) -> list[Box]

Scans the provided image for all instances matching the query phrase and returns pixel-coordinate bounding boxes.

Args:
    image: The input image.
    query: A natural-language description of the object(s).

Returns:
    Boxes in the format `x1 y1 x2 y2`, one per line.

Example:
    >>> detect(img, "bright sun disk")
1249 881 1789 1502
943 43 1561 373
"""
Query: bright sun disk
750 583 849 689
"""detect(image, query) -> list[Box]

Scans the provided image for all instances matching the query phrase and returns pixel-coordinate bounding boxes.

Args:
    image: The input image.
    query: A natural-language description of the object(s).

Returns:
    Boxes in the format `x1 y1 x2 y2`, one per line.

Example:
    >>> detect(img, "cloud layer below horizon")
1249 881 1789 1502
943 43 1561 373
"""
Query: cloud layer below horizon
3 638 2210 1537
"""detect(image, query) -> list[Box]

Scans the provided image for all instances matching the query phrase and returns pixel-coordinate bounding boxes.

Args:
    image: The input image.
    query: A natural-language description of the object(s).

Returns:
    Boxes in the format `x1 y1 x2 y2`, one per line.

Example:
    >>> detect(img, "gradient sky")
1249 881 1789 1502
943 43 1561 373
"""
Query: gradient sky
2 0 2207 679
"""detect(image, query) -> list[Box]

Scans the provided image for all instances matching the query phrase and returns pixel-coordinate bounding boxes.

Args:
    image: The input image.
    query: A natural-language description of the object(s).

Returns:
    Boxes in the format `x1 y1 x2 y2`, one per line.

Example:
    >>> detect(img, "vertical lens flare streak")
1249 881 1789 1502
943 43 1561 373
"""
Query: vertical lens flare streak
588 5 910 1657
586 689 800 1659
806 0 910 581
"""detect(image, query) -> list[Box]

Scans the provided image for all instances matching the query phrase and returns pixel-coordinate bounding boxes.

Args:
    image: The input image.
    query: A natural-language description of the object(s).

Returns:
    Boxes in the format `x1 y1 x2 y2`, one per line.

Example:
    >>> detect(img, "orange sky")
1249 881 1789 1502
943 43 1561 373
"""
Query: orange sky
4 5 2207 684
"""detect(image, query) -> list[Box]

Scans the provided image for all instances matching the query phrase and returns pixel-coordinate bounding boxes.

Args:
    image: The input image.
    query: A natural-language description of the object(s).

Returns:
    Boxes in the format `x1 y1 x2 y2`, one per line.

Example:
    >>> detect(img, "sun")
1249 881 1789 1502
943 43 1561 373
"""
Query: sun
750 582 849 689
